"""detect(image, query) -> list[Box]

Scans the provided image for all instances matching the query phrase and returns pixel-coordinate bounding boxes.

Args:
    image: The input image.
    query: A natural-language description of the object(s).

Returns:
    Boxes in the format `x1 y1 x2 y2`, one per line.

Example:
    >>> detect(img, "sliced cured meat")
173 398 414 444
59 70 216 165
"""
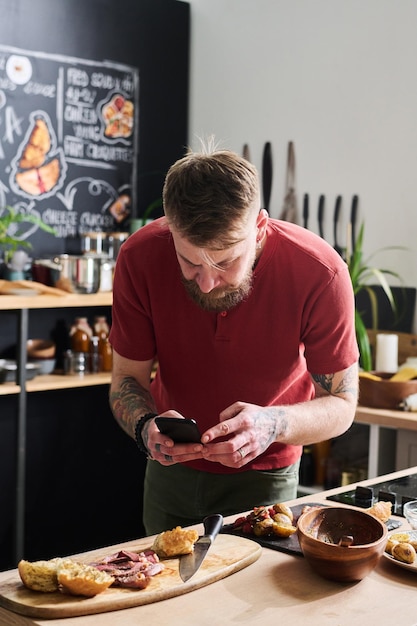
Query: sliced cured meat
90 548 164 590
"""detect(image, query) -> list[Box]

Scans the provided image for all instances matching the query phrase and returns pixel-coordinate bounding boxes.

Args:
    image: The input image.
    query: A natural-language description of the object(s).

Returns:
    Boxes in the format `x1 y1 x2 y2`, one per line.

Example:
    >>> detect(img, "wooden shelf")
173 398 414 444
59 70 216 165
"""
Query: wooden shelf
356 404 417 431
0 288 114 564
0 372 111 395
0 291 112 311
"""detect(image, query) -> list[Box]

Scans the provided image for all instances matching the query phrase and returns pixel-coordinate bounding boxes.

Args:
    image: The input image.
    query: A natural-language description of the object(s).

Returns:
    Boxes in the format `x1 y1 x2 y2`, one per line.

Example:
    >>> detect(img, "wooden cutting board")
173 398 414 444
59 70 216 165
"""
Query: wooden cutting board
0 534 261 619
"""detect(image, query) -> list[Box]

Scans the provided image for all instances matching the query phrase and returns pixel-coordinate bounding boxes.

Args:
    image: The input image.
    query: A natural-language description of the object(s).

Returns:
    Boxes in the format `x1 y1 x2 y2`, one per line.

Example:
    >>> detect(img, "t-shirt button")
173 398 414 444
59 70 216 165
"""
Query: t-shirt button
220 311 228 317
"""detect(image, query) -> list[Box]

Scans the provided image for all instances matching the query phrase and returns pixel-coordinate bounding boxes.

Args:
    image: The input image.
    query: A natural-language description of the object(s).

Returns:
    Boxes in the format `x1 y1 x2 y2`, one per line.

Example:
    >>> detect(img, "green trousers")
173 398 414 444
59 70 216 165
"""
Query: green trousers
143 460 300 534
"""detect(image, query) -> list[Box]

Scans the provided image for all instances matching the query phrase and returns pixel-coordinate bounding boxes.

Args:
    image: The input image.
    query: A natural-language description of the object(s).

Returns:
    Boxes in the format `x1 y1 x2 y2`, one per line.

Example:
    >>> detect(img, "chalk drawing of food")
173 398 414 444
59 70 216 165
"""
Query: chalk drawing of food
101 93 134 139
11 111 67 198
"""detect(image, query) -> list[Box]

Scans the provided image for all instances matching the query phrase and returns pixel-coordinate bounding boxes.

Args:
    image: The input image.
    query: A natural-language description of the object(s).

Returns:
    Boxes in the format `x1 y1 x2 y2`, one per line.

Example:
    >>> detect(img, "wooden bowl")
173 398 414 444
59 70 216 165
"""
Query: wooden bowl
297 506 387 582
359 372 417 409
27 339 56 360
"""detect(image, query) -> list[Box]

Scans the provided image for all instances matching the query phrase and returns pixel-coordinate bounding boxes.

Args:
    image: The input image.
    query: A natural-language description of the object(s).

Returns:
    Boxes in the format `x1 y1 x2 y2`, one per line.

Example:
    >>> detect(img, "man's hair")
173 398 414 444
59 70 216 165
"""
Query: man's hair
163 148 260 249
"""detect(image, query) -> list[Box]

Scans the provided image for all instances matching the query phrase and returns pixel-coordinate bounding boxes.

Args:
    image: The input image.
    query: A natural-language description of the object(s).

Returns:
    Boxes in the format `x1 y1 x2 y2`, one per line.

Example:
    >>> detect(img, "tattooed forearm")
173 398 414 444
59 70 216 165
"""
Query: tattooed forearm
312 363 358 402
109 376 157 438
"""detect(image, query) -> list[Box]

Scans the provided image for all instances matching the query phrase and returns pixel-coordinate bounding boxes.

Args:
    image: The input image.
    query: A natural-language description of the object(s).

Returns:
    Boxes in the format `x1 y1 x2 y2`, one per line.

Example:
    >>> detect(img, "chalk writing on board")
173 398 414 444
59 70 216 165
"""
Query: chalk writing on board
0 44 139 254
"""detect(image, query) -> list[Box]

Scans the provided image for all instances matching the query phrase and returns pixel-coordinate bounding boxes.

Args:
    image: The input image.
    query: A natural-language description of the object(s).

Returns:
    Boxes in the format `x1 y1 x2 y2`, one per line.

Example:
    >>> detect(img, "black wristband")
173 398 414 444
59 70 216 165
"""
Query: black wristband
135 413 158 456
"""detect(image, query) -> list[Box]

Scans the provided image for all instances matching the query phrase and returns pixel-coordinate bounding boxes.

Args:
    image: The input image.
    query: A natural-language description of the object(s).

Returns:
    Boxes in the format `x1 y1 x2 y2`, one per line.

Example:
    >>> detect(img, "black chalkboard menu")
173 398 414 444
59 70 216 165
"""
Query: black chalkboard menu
0 0 190 258
0 44 138 249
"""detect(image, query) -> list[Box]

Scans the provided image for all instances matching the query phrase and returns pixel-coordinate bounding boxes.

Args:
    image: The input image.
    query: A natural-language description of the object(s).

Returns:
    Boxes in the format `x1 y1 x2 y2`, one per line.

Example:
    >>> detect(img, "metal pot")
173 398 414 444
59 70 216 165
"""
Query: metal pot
53 254 102 294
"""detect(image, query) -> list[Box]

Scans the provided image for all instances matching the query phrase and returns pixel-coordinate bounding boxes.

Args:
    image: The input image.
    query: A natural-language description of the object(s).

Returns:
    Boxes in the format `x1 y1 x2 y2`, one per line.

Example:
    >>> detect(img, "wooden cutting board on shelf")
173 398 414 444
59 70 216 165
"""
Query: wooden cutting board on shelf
0 534 261 619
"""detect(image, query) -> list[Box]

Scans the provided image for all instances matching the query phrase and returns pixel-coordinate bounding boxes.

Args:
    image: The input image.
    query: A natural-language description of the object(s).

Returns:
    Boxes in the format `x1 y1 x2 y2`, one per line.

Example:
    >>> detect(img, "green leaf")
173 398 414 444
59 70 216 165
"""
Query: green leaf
0 205 57 262
347 221 406 371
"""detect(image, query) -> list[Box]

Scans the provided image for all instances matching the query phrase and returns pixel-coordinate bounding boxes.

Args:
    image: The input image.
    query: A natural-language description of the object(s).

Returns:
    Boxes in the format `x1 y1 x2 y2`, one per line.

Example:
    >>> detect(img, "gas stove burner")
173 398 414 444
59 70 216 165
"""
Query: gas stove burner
327 472 417 516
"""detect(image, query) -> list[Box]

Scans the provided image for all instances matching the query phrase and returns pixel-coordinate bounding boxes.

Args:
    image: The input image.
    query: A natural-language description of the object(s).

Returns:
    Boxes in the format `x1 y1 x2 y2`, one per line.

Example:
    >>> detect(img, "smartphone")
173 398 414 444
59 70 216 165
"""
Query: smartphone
155 417 201 443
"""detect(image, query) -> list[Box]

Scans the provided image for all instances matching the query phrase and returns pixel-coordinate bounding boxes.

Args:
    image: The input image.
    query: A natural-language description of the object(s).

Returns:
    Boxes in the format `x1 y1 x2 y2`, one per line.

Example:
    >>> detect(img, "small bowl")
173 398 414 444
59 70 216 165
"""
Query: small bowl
0 360 40 383
297 506 388 582
403 501 417 530
27 339 56 360
30 358 56 375
359 371 417 409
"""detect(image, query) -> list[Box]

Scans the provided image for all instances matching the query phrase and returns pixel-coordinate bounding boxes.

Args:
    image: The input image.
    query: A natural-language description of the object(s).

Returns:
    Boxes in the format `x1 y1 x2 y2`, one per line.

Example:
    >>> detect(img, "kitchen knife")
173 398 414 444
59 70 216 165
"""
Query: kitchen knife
350 194 358 251
317 194 325 238
262 141 273 212
302 193 309 229
242 143 251 162
179 513 223 582
333 195 343 257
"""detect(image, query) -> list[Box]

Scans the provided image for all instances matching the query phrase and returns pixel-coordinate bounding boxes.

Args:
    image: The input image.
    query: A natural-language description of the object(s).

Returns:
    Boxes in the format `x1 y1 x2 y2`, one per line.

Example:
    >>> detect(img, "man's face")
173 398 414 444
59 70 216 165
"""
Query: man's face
171 215 264 312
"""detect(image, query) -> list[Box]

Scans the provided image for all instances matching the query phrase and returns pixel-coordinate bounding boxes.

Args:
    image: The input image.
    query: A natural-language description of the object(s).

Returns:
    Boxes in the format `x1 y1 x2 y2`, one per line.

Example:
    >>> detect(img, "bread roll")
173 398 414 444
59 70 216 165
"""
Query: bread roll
18 557 114 597
152 526 199 558
18 557 71 592
57 561 114 597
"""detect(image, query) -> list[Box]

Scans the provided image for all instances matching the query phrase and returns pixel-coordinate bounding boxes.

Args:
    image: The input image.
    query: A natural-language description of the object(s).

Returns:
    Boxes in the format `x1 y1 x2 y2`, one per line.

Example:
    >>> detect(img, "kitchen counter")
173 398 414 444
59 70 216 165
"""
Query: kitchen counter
1 466 417 626
355 405 417 478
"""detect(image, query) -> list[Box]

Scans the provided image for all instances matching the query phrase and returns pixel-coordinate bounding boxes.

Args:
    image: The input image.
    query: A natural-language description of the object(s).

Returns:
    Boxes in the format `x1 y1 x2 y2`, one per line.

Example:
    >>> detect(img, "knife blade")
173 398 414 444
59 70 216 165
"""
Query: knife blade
242 143 251 162
179 514 223 582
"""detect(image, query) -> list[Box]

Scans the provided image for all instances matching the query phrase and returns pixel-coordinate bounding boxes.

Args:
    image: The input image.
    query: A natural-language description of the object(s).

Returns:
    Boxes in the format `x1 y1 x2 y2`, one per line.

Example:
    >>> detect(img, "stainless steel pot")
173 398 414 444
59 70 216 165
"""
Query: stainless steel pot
53 254 102 294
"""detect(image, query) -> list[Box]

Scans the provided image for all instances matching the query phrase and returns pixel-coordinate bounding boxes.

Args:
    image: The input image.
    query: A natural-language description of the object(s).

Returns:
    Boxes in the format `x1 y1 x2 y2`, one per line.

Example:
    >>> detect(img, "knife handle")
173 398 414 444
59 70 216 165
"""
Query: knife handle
350 194 358 249
203 514 223 541
318 194 325 238
302 193 309 228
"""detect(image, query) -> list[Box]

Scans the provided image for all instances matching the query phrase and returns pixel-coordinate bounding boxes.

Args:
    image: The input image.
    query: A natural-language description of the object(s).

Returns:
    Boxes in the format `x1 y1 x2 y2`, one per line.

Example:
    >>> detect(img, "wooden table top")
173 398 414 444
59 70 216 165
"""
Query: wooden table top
1 466 417 626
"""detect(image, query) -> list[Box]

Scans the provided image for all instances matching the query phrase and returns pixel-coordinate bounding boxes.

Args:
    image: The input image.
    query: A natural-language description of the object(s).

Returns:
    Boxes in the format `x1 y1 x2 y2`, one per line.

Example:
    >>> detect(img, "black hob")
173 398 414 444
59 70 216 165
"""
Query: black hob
327 472 417 517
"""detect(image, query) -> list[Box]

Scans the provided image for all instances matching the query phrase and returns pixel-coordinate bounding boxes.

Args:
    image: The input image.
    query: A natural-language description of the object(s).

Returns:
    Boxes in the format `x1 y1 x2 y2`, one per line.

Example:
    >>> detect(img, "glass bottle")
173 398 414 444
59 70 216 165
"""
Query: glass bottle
93 316 110 340
99 337 113 372
69 317 93 353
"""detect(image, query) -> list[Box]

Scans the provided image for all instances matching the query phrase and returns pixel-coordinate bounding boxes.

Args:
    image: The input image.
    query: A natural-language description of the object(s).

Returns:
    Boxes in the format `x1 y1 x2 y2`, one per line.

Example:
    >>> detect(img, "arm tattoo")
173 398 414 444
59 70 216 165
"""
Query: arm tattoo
312 365 358 401
312 373 334 394
109 376 157 438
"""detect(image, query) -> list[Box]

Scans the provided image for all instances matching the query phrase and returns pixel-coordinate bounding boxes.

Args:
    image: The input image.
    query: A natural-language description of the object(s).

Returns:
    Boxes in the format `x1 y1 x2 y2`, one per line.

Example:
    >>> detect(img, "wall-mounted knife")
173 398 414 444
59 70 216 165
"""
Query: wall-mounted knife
242 144 251 162
350 195 358 251
302 194 309 229
333 195 343 257
179 514 223 582
318 194 325 239
262 141 273 213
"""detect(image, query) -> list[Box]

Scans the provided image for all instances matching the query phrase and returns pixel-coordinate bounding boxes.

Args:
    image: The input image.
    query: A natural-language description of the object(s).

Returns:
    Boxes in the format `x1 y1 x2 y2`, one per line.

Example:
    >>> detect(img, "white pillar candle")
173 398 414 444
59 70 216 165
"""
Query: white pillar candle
375 333 398 372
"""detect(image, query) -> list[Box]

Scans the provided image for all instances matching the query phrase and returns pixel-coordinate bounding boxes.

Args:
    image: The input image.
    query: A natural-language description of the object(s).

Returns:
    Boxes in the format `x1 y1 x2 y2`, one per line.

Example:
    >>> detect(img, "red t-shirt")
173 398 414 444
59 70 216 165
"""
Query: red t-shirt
110 218 359 473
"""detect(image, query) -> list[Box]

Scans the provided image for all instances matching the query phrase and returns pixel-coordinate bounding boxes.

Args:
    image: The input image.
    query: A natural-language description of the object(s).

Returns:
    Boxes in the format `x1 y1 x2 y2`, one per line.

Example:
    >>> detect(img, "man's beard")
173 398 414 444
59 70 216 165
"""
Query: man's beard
182 272 254 312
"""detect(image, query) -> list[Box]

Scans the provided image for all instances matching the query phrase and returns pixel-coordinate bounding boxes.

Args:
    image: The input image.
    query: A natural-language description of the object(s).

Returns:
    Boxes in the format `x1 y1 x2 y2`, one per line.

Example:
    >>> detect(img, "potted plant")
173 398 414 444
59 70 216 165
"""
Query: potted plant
0 205 56 266
346 222 404 371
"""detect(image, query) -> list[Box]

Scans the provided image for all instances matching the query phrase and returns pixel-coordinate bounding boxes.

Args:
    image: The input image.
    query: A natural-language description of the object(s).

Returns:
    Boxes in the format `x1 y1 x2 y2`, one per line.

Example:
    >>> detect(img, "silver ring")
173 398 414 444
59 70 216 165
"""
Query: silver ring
164 454 173 462
238 447 245 458
155 443 161 453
